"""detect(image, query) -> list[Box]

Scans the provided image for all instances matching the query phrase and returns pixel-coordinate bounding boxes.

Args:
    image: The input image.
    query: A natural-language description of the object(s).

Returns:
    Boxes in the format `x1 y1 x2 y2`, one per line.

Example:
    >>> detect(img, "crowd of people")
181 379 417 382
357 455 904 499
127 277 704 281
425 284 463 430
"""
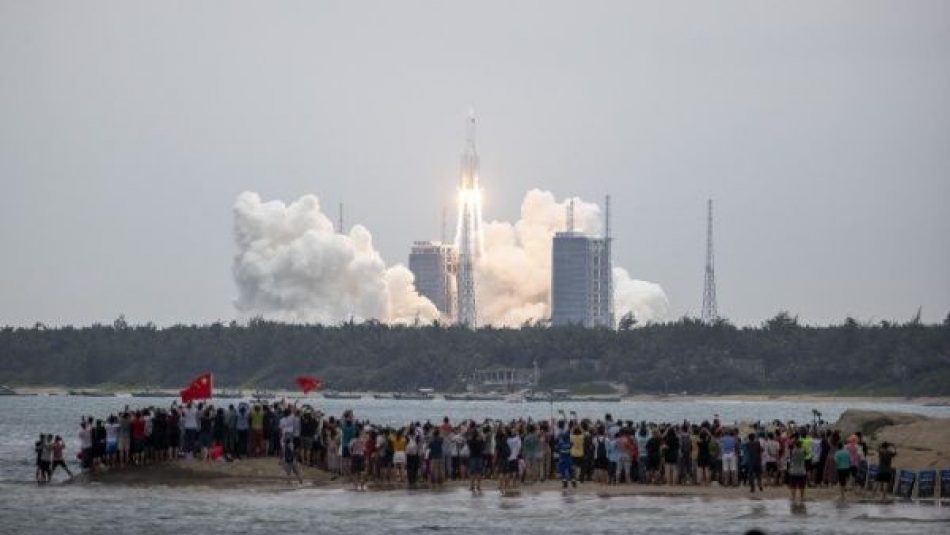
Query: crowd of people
47 401 900 503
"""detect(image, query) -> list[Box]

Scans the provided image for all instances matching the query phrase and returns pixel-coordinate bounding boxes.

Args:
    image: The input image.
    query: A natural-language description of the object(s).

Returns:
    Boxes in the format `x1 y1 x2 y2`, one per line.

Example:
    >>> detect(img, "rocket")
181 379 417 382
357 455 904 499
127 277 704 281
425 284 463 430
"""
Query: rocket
460 109 479 190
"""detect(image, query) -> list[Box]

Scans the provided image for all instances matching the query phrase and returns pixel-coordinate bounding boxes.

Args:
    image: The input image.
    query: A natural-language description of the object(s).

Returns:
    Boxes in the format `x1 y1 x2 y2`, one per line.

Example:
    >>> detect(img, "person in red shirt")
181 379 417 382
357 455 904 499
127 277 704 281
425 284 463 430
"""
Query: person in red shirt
131 412 146 466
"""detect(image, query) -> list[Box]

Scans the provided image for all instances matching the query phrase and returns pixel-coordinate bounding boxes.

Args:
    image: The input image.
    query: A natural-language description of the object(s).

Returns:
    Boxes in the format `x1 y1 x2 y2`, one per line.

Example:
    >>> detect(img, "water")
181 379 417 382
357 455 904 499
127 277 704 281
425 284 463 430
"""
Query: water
1 396 948 534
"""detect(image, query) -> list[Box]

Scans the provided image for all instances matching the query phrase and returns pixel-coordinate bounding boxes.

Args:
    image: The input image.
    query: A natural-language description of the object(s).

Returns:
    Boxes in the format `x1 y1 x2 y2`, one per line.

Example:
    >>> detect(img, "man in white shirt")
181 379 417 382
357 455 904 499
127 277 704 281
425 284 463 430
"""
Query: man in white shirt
78 422 93 472
502 428 522 491
182 404 198 454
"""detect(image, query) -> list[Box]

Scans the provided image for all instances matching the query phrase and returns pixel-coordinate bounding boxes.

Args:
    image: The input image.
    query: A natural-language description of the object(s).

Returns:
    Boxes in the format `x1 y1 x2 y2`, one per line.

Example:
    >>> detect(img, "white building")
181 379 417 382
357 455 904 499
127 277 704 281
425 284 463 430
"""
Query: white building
551 231 613 328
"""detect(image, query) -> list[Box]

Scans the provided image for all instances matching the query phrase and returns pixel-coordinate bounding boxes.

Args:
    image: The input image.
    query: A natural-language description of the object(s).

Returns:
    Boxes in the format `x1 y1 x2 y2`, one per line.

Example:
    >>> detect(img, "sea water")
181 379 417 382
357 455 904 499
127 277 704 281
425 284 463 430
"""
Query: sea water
1 396 948 534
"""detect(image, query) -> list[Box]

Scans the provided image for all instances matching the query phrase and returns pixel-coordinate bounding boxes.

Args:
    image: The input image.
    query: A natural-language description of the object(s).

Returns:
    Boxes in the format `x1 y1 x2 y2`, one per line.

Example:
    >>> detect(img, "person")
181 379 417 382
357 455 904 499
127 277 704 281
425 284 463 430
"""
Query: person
606 430 619 484
182 403 198 454
591 427 608 485
349 429 366 490
615 428 634 484
466 427 485 492
235 404 249 459
281 436 303 484
105 416 119 466
557 422 576 488
876 441 897 501
662 426 679 485
78 421 94 472
719 429 738 486
503 426 521 491
787 437 807 506
522 424 539 482
34 434 45 483
834 442 851 500
118 412 131 466
405 429 420 487
250 405 265 457
697 428 711 484
636 424 650 483
764 432 779 486
50 435 72 480
391 428 407 483
429 429 445 487
747 433 763 492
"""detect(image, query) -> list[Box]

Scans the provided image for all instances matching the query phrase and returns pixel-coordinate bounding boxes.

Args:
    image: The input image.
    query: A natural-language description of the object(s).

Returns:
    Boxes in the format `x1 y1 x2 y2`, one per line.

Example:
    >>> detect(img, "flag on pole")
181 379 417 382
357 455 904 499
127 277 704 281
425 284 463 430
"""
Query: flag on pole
180 372 213 403
295 375 321 394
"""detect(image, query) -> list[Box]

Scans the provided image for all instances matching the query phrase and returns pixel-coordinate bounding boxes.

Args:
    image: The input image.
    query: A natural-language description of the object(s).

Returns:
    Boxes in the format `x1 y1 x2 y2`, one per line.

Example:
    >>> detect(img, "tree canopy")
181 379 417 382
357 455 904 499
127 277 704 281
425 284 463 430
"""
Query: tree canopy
1 313 947 396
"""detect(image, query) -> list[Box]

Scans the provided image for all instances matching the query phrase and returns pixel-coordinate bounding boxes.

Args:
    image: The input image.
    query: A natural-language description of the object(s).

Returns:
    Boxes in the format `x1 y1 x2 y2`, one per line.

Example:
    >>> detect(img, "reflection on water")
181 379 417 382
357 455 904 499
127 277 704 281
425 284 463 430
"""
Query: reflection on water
1 396 948 533
0 484 947 535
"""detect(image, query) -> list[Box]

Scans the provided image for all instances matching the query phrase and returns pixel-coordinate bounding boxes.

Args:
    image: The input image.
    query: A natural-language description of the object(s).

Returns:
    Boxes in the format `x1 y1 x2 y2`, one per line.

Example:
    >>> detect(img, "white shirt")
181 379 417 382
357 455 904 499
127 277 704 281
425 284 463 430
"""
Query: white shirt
279 416 295 437
79 428 93 449
183 408 198 430
507 435 522 461
106 423 119 443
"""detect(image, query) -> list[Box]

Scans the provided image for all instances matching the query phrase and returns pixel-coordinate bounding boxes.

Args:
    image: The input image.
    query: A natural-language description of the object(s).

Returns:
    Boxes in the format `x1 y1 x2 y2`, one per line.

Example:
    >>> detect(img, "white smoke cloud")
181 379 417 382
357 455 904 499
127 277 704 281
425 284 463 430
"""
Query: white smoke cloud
232 192 439 325
231 189 668 328
613 267 670 324
476 189 669 327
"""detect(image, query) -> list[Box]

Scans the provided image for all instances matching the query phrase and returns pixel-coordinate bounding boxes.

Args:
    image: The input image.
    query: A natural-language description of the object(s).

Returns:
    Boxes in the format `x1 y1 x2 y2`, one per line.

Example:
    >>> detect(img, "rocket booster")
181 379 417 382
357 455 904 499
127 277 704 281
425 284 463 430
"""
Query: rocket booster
460 110 479 190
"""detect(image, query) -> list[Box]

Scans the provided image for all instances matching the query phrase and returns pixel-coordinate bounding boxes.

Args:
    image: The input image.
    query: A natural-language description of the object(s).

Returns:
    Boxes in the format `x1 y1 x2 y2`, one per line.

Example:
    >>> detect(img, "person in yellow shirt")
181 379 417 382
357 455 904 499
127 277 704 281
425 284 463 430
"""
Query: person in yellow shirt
570 425 585 483
391 429 408 483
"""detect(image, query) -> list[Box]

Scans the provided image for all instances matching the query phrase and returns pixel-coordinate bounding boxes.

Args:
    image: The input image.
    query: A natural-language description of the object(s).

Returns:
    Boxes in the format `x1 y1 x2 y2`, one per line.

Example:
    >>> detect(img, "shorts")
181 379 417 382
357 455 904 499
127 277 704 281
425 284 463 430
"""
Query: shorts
468 457 484 475
765 461 778 473
351 455 364 473
595 457 608 470
119 437 130 451
39 461 51 474
788 474 806 489
107 441 117 454
876 471 893 484
301 438 313 452
393 451 407 465
507 459 519 474
837 469 849 486
342 445 351 458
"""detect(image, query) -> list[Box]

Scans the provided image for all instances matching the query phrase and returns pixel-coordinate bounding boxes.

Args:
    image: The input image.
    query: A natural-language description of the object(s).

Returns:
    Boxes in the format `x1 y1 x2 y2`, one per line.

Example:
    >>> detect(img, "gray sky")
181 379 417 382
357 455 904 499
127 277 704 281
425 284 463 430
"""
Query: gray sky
1 1 948 327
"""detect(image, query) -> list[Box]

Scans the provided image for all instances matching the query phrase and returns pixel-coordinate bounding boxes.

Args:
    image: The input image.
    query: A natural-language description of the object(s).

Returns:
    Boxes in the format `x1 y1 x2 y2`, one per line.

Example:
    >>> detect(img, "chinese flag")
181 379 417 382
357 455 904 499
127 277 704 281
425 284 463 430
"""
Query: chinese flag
180 372 213 403
295 375 321 394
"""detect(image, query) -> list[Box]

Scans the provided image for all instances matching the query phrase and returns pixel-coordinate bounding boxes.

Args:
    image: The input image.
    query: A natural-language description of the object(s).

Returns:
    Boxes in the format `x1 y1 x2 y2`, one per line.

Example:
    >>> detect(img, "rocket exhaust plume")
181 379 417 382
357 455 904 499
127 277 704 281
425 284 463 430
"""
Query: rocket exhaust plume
476 189 670 326
232 192 439 325
231 189 668 327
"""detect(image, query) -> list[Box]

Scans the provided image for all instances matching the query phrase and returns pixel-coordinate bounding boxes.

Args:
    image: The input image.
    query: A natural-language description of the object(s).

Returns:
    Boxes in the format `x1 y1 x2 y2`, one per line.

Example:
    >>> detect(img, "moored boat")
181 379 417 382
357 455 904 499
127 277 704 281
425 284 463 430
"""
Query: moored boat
322 391 362 400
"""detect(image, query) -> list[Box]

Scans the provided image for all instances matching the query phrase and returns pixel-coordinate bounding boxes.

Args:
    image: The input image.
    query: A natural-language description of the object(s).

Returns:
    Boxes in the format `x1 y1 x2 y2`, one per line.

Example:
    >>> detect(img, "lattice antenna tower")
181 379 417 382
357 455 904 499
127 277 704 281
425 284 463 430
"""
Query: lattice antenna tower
605 194 614 328
701 198 719 324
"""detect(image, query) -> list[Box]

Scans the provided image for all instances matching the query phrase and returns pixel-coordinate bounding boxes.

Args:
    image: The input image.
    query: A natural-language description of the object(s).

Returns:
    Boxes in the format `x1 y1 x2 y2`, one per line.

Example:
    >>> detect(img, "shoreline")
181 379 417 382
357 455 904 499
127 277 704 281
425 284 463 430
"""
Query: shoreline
6 386 950 405
73 458 855 502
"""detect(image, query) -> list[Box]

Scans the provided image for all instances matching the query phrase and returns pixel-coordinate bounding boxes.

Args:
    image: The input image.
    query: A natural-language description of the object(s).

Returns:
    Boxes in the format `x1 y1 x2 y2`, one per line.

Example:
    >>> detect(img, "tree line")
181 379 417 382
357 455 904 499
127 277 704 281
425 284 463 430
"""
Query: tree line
0 312 948 396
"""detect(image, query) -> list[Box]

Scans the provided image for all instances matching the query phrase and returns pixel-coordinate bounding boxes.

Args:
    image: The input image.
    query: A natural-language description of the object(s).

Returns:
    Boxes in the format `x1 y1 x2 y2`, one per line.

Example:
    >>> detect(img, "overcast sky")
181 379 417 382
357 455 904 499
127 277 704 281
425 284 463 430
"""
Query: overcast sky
1 1 948 327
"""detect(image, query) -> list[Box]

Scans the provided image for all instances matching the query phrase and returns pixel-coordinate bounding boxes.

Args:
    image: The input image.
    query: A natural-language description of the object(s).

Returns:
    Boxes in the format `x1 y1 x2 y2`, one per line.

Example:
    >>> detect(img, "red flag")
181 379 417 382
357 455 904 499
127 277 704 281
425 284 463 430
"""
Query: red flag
180 372 213 403
295 375 321 394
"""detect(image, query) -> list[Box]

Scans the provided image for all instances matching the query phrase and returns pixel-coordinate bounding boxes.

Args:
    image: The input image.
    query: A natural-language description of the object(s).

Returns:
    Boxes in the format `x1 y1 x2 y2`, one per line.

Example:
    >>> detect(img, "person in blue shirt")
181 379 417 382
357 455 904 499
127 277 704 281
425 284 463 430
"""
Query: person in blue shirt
556 422 575 488
834 442 851 500
719 430 738 486
606 434 619 485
